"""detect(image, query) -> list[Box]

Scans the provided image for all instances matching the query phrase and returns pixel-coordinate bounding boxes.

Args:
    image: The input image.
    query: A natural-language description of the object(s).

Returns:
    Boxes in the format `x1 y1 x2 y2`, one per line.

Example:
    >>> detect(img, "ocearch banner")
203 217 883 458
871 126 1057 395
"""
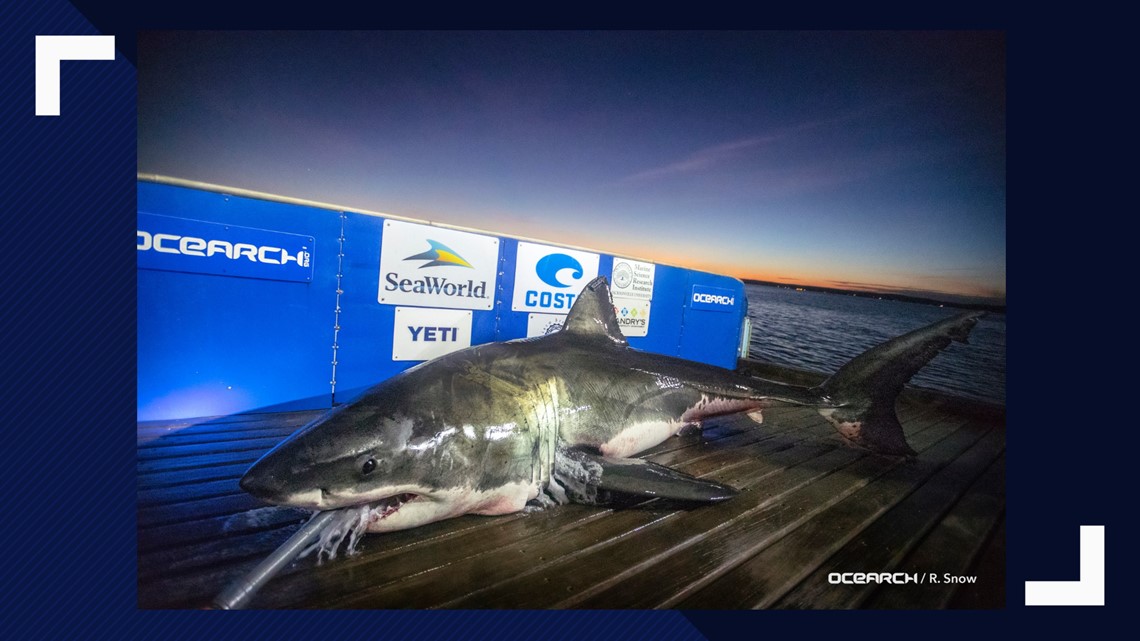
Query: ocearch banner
136 212 314 283
690 284 738 312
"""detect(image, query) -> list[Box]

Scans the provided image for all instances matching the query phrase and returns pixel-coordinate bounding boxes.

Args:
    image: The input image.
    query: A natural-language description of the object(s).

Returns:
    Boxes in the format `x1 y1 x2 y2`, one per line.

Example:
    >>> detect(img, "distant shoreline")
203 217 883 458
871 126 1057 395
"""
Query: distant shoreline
740 278 1006 314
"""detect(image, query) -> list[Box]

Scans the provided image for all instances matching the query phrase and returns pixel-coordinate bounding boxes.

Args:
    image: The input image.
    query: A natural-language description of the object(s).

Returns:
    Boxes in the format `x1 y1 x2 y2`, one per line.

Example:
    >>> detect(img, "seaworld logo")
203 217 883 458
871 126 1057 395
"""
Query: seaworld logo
385 239 488 300
536 253 583 288
404 240 474 269
384 239 490 301
379 220 498 310
384 274 489 299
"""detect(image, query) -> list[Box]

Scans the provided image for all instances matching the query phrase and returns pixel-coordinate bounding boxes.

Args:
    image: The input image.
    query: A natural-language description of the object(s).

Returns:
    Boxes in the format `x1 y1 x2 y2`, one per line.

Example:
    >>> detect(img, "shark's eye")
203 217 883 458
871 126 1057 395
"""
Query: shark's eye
361 458 377 475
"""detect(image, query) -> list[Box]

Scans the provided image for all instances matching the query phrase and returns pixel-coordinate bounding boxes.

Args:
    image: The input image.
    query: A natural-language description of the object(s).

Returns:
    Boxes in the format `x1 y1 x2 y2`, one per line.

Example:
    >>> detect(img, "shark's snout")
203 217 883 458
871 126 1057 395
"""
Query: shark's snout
240 460 326 508
239 464 284 501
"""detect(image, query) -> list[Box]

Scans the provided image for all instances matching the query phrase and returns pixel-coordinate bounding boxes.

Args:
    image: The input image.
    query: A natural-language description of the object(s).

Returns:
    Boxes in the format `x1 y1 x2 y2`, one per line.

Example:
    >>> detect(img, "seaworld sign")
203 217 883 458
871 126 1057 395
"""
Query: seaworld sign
378 220 499 311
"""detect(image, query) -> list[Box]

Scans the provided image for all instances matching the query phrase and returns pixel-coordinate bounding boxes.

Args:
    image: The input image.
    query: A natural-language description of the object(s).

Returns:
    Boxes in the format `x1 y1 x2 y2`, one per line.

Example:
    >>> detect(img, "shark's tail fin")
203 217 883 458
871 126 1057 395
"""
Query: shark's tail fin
815 311 984 456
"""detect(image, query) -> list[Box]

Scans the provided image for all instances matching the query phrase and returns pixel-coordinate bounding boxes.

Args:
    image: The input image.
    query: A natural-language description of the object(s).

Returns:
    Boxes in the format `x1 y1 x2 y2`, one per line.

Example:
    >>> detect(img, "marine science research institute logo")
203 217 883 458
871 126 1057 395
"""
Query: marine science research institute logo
379 220 499 310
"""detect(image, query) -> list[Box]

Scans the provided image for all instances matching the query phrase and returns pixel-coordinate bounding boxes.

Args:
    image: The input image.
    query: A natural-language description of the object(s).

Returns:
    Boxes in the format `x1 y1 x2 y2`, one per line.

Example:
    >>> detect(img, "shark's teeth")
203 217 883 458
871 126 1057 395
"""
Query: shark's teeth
369 493 418 522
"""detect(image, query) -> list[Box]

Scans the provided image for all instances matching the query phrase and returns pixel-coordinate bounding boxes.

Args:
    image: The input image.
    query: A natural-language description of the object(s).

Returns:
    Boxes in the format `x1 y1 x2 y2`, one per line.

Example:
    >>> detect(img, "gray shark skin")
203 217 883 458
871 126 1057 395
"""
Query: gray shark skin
240 277 982 534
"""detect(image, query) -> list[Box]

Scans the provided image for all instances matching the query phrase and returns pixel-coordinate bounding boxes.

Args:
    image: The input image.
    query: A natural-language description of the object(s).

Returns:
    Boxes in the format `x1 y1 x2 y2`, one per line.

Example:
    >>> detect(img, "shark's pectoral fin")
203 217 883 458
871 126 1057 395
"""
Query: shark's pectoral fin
551 447 737 506
594 456 739 504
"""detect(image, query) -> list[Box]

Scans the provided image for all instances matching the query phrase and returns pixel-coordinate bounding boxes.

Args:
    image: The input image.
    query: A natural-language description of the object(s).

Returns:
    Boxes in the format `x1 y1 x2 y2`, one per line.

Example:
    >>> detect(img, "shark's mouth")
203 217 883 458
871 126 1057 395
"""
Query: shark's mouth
367 492 419 523
299 493 421 563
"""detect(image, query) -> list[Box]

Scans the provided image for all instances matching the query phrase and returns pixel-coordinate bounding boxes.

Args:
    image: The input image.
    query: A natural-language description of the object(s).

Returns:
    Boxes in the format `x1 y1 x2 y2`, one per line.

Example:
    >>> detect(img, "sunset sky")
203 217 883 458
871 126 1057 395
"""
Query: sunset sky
138 31 1005 305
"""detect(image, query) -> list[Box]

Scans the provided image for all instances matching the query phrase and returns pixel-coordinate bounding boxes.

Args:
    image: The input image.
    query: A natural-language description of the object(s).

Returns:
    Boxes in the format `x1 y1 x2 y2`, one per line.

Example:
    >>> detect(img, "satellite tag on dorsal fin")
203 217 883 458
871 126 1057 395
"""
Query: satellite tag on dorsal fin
562 276 628 346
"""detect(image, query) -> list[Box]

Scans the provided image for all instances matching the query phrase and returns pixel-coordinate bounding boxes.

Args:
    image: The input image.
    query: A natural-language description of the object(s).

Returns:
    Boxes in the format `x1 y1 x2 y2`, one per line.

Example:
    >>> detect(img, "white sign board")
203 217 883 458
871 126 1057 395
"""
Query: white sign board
610 258 655 301
392 307 473 361
511 242 599 312
527 313 567 338
378 220 499 310
612 296 652 337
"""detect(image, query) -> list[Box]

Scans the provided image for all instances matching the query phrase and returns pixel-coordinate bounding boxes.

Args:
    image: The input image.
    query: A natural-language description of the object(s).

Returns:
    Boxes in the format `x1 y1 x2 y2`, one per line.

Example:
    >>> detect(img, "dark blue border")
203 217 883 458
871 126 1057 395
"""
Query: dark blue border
3 4 1127 640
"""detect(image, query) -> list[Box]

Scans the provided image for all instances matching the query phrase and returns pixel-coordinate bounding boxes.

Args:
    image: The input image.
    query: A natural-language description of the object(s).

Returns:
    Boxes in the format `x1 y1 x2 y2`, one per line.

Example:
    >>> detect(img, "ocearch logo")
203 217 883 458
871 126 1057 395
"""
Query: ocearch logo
136 230 309 267
690 284 738 312
136 213 315 283
693 292 734 306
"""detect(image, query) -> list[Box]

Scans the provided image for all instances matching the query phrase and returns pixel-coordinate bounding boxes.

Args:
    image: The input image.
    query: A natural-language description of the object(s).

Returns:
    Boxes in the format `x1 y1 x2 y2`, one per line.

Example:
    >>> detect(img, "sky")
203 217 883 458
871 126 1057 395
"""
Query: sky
138 31 1005 305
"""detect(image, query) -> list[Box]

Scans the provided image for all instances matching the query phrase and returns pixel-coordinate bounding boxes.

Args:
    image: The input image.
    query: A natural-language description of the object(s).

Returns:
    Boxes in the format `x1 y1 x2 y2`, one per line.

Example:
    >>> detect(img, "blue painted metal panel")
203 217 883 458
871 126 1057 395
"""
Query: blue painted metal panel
678 272 747 369
137 183 340 420
493 238 527 341
137 180 748 420
321 209 393 405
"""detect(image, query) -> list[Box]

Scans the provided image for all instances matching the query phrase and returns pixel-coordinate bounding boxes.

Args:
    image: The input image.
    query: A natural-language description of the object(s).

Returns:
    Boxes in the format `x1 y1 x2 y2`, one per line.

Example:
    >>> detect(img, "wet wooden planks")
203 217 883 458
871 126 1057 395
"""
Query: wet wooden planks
137 393 1005 609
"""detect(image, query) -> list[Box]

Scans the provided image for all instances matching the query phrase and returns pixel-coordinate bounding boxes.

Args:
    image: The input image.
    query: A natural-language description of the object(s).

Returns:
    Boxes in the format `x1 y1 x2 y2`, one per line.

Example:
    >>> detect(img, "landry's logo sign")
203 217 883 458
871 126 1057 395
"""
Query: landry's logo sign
404 240 474 269
615 304 646 329
378 220 499 311
612 298 651 337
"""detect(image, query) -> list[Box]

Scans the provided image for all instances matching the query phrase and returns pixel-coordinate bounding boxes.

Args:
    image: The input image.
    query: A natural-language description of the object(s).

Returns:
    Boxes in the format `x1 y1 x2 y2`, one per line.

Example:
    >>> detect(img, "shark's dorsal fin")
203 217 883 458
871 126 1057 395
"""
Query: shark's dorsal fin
563 276 628 346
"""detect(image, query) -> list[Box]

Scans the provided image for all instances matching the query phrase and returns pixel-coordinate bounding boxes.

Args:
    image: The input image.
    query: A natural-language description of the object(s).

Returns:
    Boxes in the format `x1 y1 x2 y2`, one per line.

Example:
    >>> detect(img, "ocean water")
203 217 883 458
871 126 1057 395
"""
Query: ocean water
744 283 1006 405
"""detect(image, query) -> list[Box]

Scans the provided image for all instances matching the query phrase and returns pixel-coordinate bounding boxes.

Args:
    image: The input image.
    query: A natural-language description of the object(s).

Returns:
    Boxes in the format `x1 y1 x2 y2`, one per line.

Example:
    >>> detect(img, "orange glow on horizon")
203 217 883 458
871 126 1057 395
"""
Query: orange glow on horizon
600 249 1005 302
503 229 1005 303
250 190 1004 303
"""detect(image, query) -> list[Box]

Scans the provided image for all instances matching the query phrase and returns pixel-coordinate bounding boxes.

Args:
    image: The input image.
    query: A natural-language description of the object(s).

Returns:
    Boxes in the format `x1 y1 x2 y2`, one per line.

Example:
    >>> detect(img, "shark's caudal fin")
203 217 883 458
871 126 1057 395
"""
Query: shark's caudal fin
815 311 984 456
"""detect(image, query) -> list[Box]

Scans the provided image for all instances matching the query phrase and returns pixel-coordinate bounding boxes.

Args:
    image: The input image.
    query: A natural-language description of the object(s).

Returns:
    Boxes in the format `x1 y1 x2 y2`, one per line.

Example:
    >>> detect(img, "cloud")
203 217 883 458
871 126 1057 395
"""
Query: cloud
617 103 897 185
619 136 781 184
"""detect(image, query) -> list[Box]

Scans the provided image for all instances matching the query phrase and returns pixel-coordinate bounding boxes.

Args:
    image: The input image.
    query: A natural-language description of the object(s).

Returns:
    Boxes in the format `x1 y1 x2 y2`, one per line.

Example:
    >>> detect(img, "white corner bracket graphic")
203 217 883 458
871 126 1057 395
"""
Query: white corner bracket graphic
35 35 115 116
1025 525 1105 606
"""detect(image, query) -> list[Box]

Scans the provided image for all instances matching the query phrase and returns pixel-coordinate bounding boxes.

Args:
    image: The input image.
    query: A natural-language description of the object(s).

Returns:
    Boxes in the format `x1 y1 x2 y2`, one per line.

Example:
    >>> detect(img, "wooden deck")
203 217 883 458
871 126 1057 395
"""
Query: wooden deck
137 369 1005 609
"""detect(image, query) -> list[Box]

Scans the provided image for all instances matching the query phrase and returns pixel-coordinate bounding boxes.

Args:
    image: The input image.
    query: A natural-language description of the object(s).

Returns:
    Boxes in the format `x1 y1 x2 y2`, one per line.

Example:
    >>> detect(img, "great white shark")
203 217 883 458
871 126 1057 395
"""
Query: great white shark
239 276 982 535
